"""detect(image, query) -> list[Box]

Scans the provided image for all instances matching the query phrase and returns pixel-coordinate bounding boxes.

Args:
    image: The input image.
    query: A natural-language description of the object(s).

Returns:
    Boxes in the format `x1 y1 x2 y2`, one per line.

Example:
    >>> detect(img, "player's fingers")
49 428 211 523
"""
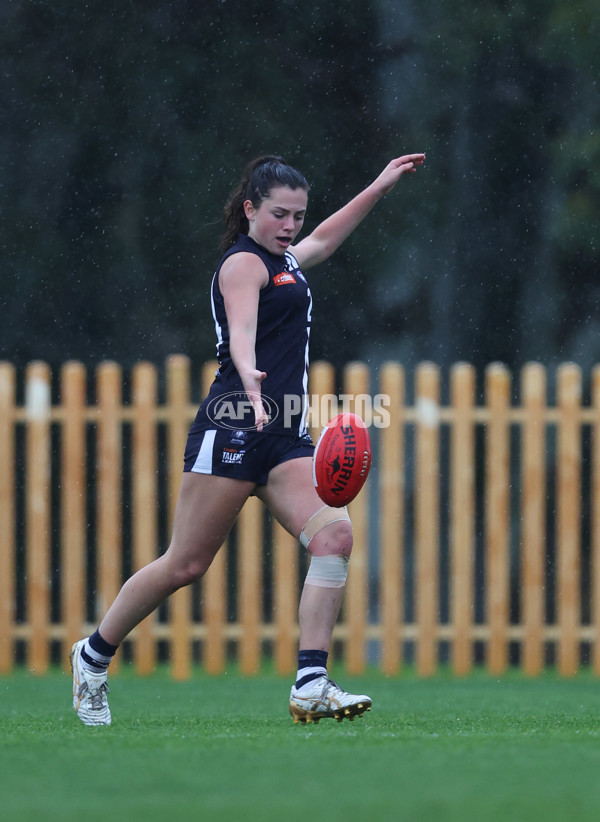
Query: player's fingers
253 400 269 431
392 161 416 177
392 153 425 169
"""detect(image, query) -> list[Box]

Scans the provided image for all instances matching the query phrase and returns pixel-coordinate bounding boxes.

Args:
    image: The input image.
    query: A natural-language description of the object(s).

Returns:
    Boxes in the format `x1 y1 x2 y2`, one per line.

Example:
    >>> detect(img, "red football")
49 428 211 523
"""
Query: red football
312 413 372 507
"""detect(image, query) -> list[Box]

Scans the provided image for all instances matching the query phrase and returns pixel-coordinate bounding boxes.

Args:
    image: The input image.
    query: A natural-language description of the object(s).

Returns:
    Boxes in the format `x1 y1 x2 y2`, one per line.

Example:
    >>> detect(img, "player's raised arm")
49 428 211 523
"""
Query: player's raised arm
291 153 425 270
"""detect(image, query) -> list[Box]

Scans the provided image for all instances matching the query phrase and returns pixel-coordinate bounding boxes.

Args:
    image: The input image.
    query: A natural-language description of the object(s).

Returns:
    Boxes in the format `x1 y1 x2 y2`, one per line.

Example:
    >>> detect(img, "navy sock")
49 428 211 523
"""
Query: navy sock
81 630 118 674
295 649 328 690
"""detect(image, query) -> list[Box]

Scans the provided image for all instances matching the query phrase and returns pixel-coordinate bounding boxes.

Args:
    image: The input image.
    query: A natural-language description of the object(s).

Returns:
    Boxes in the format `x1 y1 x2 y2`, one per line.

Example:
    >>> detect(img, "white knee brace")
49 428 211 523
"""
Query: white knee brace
305 554 349 588
300 505 352 588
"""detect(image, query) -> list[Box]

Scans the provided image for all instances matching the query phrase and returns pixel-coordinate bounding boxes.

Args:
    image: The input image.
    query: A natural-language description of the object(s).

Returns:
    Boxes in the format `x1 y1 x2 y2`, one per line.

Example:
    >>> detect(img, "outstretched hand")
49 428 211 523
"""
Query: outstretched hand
375 153 426 196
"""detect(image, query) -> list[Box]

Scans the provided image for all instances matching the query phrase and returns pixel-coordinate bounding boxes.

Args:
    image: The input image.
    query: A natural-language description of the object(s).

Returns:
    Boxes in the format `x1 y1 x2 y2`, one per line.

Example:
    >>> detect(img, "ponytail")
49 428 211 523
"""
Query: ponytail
221 155 309 250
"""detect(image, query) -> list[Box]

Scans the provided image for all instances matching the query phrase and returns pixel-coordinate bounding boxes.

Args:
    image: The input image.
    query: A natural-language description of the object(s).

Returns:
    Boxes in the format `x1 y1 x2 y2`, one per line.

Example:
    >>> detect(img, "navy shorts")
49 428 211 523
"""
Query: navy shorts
183 427 315 485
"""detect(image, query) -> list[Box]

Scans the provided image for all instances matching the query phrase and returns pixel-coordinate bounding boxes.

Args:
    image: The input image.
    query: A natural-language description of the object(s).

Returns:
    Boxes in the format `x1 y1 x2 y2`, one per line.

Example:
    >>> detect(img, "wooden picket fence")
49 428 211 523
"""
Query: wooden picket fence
1 355 600 679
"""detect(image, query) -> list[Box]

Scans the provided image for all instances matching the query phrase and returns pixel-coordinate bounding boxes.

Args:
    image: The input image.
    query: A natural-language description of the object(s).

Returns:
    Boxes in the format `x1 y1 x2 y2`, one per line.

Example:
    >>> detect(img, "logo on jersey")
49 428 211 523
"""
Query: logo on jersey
206 391 280 430
274 272 297 286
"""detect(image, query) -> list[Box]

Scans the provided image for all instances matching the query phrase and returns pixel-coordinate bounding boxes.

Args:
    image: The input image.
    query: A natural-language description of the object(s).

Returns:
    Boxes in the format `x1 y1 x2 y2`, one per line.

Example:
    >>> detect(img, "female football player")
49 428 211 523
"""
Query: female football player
70 150 425 725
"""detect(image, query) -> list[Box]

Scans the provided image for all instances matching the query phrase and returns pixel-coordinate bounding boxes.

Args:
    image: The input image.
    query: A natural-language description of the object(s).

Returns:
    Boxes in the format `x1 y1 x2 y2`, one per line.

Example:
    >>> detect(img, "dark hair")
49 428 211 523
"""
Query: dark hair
221 155 310 250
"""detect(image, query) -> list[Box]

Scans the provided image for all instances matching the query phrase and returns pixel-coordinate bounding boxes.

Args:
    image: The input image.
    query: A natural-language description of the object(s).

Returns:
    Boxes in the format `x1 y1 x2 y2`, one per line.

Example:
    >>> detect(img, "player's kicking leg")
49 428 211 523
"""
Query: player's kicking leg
257 457 372 725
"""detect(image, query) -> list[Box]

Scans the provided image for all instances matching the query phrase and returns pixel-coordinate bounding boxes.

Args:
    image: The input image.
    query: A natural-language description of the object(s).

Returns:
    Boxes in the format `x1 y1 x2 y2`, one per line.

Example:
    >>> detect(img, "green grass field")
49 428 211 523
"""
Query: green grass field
2 667 600 821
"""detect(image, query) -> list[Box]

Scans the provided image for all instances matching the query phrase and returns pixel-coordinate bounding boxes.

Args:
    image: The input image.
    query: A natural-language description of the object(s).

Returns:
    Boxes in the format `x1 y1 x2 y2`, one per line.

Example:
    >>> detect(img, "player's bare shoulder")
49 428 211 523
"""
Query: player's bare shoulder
219 251 269 292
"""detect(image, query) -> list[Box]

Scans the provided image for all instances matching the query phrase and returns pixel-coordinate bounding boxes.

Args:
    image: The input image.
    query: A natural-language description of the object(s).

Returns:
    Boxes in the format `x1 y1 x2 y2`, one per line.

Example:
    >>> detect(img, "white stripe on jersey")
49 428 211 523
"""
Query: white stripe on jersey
210 273 224 357
287 249 312 436
299 328 311 436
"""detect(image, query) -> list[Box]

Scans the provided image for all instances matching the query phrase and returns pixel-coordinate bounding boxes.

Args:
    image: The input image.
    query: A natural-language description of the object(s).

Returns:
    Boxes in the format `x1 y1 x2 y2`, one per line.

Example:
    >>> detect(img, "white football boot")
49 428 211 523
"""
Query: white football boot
69 639 111 726
289 675 372 725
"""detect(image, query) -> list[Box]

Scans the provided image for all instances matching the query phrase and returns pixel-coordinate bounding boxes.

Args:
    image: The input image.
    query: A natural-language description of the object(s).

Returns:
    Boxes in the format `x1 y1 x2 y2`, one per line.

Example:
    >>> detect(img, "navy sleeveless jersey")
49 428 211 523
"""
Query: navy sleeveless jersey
191 234 313 436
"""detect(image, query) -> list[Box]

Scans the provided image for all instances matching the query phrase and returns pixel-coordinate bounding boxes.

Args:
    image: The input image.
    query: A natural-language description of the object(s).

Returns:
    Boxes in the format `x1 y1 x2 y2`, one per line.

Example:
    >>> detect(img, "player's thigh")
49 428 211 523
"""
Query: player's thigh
167 472 256 570
256 457 352 554
255 457 320 535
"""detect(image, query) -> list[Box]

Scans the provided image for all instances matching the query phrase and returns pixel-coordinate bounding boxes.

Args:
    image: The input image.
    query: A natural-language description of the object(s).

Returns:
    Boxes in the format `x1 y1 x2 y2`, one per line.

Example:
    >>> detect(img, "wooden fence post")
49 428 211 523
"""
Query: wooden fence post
167 355 191 680
96 362 122 671
61 361 87 659
556 363 581 676
132 361 158 674
25 361 51 673
0 362 16 673
273 520 299 675
308 360 336 437
379 362 405 674
521 363 546 675
485 363 511 674
200 361 228 674
450 362 475 675
238 496 264 675
415 362 440 676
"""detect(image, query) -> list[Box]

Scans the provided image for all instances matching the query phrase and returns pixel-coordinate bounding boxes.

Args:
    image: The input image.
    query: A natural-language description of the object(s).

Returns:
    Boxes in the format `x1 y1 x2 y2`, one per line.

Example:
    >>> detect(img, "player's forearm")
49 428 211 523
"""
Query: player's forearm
303 183 384 264
229 328 268 429
230 328 258 385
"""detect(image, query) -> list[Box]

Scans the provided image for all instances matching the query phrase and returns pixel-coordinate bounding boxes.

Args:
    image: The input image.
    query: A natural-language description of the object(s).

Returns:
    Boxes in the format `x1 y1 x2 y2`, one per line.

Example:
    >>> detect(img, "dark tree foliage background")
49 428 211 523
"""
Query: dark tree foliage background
1 0 599 385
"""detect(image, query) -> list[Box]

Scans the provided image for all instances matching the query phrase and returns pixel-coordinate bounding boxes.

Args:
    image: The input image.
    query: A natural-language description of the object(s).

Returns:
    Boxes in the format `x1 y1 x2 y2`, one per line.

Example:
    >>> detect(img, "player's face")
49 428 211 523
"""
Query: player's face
245 185 308 255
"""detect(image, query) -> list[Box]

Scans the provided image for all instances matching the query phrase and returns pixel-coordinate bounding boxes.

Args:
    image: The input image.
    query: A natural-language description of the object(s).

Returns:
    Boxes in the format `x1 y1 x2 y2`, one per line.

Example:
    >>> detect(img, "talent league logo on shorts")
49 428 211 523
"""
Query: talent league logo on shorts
206 391 280 430
221 447 245 465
